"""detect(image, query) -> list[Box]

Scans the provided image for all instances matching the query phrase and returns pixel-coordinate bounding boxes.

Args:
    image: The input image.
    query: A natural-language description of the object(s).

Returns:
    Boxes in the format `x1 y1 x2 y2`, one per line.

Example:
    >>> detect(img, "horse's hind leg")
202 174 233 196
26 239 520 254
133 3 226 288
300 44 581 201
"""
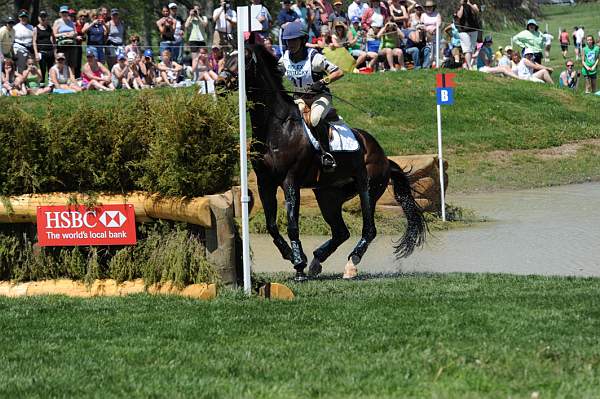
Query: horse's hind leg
345 182 377 279
258 180 292 261
308 188 351 277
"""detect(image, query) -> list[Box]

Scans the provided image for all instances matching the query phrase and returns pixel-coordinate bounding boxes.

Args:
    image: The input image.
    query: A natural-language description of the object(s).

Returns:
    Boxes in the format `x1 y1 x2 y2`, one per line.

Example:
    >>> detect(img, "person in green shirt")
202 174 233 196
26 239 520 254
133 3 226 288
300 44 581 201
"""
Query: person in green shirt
376 21 406 71
512 19 544 64
581 35 599 94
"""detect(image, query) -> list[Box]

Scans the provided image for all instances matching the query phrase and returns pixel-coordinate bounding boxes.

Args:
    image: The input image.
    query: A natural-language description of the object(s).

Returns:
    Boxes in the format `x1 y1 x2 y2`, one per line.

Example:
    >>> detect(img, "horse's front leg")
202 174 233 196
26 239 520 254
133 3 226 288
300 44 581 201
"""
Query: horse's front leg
283 180 308 281
257 179 293 261
345 178 377 279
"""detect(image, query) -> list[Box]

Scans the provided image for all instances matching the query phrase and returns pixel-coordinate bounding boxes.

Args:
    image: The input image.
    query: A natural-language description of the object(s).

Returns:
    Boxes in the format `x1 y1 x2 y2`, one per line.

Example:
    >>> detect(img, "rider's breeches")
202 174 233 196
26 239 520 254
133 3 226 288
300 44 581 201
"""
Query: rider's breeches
294 95 331 127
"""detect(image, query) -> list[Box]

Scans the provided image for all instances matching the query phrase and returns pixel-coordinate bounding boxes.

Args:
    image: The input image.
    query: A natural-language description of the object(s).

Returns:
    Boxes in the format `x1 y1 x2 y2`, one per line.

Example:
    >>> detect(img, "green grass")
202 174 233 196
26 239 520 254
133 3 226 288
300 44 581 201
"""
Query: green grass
1 274 599 398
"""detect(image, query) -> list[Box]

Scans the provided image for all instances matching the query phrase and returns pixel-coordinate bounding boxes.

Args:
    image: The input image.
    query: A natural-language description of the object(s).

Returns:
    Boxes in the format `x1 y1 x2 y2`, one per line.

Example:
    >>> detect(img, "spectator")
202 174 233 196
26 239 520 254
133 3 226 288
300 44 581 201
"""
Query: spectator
404 24 430 69
307 0 324 39
308 25 331 49
542 30 553 63
13 10 34 73
74 10 88 78
83 10 107 64
293 0 313 29
581 35 599 94
212 0 237 47
185 4 208 56
0 17 16 67
126 51 144 89
191 47 219 82
348 0 369 23
559 28 570 59
157 49 183 86
361 0 388 32
49 52 81 92
559 60 577 89
477 36 517 78
348 16 375 68
1 58 24 96
111 52 132 89
498 45 513 67
574 26 584 60
139 48 159 88
124 34 142 59
408 3 422 28
443 14 462 67
106 9 126 69
456 0 479 70
99 7 110 24
517 48 553 84
494 46 503 65
388 0 408 29
32 11 55 83
209 46 225 74
82 47 114 91
328 0 348 29
512 19 543 64
21 57 52 95
376 21 405 71
168 3 185 63
420 0 441 36
277 0 299 30
53 5 78 72
157 6 176 57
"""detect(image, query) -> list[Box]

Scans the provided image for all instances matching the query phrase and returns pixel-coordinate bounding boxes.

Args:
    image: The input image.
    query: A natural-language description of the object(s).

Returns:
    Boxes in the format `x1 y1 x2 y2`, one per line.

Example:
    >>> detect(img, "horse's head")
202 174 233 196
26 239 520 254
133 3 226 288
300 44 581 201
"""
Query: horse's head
219 44 284 94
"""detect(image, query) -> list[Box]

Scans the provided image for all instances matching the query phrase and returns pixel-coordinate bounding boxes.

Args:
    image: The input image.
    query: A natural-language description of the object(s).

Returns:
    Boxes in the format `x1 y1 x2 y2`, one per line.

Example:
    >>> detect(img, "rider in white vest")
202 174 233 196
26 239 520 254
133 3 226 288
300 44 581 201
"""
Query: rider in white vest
279 21 344 171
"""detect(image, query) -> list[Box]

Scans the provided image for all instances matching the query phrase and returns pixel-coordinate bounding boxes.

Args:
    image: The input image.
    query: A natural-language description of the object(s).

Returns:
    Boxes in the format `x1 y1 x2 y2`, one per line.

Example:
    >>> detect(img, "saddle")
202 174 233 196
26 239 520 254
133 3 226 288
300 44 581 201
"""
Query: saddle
302 105 340 139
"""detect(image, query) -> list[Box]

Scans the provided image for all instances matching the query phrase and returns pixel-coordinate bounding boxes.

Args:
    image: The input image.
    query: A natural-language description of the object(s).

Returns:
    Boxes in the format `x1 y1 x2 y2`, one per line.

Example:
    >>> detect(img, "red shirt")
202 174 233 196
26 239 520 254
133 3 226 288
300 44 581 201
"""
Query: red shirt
560 31 570 44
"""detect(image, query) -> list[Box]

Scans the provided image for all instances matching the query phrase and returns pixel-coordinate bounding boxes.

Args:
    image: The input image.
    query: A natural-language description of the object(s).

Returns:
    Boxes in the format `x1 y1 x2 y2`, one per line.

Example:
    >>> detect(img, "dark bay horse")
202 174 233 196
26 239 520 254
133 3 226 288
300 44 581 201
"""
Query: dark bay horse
223 45 426 280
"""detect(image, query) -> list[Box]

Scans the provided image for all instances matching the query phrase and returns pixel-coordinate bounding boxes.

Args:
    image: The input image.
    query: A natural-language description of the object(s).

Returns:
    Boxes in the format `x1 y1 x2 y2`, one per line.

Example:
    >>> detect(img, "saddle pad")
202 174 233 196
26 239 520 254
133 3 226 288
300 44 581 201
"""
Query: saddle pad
302 120 360 152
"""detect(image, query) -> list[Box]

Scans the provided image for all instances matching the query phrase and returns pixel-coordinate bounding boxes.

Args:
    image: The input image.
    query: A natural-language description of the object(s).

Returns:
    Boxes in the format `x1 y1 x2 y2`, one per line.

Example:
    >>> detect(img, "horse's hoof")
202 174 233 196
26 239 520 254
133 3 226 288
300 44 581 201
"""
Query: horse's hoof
294 271 309 282
308 258 322 277
343 258 358 280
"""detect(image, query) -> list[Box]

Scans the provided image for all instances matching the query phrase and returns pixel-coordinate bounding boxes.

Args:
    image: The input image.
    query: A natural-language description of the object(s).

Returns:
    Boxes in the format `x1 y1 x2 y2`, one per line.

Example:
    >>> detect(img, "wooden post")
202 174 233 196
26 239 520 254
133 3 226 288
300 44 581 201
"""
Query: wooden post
205 192 239 286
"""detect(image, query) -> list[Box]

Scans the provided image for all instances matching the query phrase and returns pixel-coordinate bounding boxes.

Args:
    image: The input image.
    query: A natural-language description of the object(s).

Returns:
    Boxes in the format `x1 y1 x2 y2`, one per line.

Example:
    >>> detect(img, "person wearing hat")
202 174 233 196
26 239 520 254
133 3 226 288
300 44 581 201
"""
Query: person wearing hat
420 0 440 35
327 0 348 30
497 45 513 68
53 5 78 71
48 52 82 92
348 16 376 69
279 20 344 171
139 48 158 88
443 13 462 66
476 35 517 78
32 11 54 83
348 0 369 22
13 10 34 73
517 48 553 84
212 0 237 47
110 51 132 89
512 19 544 64
82 47 114 91
277 0 299 31
0 17 16 67
106 8 127 69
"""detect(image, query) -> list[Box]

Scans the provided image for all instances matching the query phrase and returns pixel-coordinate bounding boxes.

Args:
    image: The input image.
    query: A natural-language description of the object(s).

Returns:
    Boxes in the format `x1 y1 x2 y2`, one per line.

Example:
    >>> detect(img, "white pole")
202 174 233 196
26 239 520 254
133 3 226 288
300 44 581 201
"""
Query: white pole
435 23 440 68
436 104 446 222
237 6 252 295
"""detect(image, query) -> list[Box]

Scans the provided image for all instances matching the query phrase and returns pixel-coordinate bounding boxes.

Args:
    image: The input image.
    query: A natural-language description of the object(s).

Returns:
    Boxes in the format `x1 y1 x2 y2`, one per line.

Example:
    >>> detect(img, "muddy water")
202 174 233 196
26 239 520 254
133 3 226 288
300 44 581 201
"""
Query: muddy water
251 183 600 277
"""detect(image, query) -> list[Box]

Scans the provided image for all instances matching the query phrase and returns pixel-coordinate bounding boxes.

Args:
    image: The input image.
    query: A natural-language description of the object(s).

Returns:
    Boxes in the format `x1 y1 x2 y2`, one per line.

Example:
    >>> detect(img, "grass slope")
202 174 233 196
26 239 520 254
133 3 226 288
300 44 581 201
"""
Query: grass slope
1 274 599 398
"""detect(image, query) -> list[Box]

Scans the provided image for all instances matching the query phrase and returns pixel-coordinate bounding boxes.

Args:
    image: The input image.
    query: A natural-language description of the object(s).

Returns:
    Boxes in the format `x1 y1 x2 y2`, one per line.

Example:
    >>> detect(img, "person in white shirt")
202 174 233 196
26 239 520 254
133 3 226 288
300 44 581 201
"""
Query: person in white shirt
574 26 584 60
212 0 237 47
348 0 368 22
497 45 513 68
542 31 553 63
13 10 34 73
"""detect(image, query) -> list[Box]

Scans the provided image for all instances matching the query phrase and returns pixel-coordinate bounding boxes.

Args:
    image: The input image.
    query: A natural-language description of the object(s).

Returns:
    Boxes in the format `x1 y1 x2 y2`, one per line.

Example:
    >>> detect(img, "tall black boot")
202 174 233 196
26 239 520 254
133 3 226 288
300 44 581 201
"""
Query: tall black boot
312 121 336 172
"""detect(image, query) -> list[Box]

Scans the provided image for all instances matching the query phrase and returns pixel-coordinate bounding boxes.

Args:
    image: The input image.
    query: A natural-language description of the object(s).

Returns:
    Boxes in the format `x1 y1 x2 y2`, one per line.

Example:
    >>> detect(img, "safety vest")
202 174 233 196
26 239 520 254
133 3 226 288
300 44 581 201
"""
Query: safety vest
281 48 323 89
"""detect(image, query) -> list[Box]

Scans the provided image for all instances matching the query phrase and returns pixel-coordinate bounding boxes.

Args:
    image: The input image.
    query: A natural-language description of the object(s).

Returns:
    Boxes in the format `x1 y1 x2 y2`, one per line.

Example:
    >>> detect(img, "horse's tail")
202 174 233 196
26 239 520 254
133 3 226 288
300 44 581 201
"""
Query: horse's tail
388 159 427 259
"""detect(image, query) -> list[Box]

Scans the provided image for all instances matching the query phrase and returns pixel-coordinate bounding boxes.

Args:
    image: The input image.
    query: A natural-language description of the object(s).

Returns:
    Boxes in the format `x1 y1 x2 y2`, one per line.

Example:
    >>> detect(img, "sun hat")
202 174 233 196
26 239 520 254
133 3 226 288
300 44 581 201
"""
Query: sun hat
127 52 136 62
117 52 126 61
39 10 48 17
351 16 360 23
86 47 98 58
144 48 154 58
523 48 535 56
527 19 538 28
56 52 66 60
6 16 16 24
168 2 178 9
424 0 436 7
333 0 343 5
504 45 513 52
18 10 29 18
334 20 347 30
483 35 493 44
111 8 119 15
59 5 69 13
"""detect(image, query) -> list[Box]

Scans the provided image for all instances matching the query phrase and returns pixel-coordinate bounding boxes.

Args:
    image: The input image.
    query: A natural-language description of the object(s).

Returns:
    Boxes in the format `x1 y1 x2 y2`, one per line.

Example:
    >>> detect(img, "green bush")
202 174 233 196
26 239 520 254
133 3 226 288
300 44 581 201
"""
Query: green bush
0 88 238 197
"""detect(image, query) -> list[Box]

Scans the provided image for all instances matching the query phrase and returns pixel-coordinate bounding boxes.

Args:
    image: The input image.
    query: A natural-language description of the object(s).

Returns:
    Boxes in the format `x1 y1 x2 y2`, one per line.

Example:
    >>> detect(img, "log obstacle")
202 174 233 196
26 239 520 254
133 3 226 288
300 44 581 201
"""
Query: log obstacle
247 154 449 213
0 190 240 286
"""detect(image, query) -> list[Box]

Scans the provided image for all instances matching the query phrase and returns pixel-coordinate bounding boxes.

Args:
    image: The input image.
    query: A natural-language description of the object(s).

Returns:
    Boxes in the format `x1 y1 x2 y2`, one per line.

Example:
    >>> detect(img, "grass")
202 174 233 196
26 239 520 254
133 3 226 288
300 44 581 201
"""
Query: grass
1 273 600 398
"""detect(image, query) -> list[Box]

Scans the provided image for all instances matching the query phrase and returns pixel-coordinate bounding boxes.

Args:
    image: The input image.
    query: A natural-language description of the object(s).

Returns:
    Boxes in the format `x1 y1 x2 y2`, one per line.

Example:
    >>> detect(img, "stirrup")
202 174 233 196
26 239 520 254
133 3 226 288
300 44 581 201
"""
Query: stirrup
321 152 337 173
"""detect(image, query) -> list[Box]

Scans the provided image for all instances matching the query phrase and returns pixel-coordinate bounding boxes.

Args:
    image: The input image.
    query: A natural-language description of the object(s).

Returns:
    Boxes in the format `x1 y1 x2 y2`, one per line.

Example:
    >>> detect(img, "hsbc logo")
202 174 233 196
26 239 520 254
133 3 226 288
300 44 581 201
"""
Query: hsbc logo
98 210 127 228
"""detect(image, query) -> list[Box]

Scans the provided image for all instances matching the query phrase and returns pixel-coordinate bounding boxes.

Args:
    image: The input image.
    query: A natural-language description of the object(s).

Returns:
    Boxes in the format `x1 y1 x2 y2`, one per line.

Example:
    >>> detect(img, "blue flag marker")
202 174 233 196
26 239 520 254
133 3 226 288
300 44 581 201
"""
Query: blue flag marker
436 88 454 106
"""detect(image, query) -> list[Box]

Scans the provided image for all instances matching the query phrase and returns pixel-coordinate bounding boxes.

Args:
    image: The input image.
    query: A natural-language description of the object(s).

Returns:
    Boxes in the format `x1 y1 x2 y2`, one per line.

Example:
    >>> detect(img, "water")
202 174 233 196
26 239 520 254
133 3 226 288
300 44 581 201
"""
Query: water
251 183 600 277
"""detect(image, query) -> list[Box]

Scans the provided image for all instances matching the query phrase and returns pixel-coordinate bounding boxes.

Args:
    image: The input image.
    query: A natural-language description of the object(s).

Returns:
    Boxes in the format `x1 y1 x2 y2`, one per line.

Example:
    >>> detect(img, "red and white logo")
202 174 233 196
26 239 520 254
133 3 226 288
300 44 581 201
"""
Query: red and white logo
37 204 137 247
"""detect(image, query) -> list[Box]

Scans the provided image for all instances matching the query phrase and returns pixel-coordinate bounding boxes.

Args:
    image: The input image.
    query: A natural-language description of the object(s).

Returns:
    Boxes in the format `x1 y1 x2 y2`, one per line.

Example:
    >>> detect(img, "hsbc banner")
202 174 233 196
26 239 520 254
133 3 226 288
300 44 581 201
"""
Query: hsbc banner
37 204 137 247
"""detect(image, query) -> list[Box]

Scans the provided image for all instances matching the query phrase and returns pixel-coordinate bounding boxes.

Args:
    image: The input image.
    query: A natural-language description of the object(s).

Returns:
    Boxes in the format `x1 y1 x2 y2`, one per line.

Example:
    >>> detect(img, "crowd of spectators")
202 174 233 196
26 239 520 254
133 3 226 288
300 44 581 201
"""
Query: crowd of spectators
1 0 599 96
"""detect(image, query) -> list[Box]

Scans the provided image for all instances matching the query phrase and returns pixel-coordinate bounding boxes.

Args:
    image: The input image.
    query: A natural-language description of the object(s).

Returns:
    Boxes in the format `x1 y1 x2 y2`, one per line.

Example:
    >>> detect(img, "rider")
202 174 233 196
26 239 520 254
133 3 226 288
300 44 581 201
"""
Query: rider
279 20 344 172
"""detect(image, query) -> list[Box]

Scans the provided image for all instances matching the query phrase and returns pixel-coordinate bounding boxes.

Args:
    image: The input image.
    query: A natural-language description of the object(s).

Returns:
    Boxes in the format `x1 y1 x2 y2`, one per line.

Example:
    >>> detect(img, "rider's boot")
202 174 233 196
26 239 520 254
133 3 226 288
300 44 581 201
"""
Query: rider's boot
312 121 336 173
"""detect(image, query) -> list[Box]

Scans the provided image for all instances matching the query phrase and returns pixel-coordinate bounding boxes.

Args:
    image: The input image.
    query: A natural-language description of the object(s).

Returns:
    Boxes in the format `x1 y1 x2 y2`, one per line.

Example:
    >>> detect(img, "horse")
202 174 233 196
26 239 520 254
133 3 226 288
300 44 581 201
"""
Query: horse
221 44 426 280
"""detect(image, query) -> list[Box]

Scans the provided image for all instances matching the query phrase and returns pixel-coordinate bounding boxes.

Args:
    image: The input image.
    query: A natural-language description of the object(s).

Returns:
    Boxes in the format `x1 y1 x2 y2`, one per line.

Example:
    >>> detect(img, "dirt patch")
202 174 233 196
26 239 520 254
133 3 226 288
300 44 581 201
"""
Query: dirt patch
485 139 600 161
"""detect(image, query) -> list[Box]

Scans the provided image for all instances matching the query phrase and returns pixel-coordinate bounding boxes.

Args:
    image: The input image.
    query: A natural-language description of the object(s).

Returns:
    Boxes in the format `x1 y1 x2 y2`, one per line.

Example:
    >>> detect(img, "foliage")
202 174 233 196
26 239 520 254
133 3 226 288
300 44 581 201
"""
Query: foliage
0 221 220 286
0 88 238 197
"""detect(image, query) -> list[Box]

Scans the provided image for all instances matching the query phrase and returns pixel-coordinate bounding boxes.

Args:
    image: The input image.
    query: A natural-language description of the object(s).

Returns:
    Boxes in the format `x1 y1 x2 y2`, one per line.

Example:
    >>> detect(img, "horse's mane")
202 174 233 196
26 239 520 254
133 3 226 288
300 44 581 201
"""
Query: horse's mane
249 45 294 104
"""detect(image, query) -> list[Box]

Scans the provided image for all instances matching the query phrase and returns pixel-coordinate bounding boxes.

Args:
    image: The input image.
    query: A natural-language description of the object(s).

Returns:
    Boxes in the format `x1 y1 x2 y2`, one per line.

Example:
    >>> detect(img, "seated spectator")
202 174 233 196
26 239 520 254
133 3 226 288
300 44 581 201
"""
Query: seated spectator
477 36 518 78
559 60 578 89
21 57 52 95
376 22 405 71
307 25 331 49
191 47 219 82
362 0 387 32
49 52 82 92
517 48 553 84
82 48 115 91
404 24 431 69
124 34 142 60
498 45 513 67
111 52 132 89
126 52 144 89
139 48 159 88
1 59 25 96
209 46 225 74
157 49 183 86
420 0 441 36
408 3 422 28
348 16 376 69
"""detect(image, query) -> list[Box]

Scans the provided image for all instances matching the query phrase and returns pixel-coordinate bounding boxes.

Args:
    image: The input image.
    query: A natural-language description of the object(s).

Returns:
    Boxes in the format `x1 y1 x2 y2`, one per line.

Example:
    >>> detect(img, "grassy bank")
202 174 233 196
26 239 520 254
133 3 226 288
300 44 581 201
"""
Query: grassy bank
1 273 599 398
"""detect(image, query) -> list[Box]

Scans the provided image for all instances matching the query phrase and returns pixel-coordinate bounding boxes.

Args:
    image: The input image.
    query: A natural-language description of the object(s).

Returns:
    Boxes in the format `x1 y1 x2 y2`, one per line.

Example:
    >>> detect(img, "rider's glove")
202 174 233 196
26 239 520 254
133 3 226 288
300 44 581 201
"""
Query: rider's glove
309 80 326 93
